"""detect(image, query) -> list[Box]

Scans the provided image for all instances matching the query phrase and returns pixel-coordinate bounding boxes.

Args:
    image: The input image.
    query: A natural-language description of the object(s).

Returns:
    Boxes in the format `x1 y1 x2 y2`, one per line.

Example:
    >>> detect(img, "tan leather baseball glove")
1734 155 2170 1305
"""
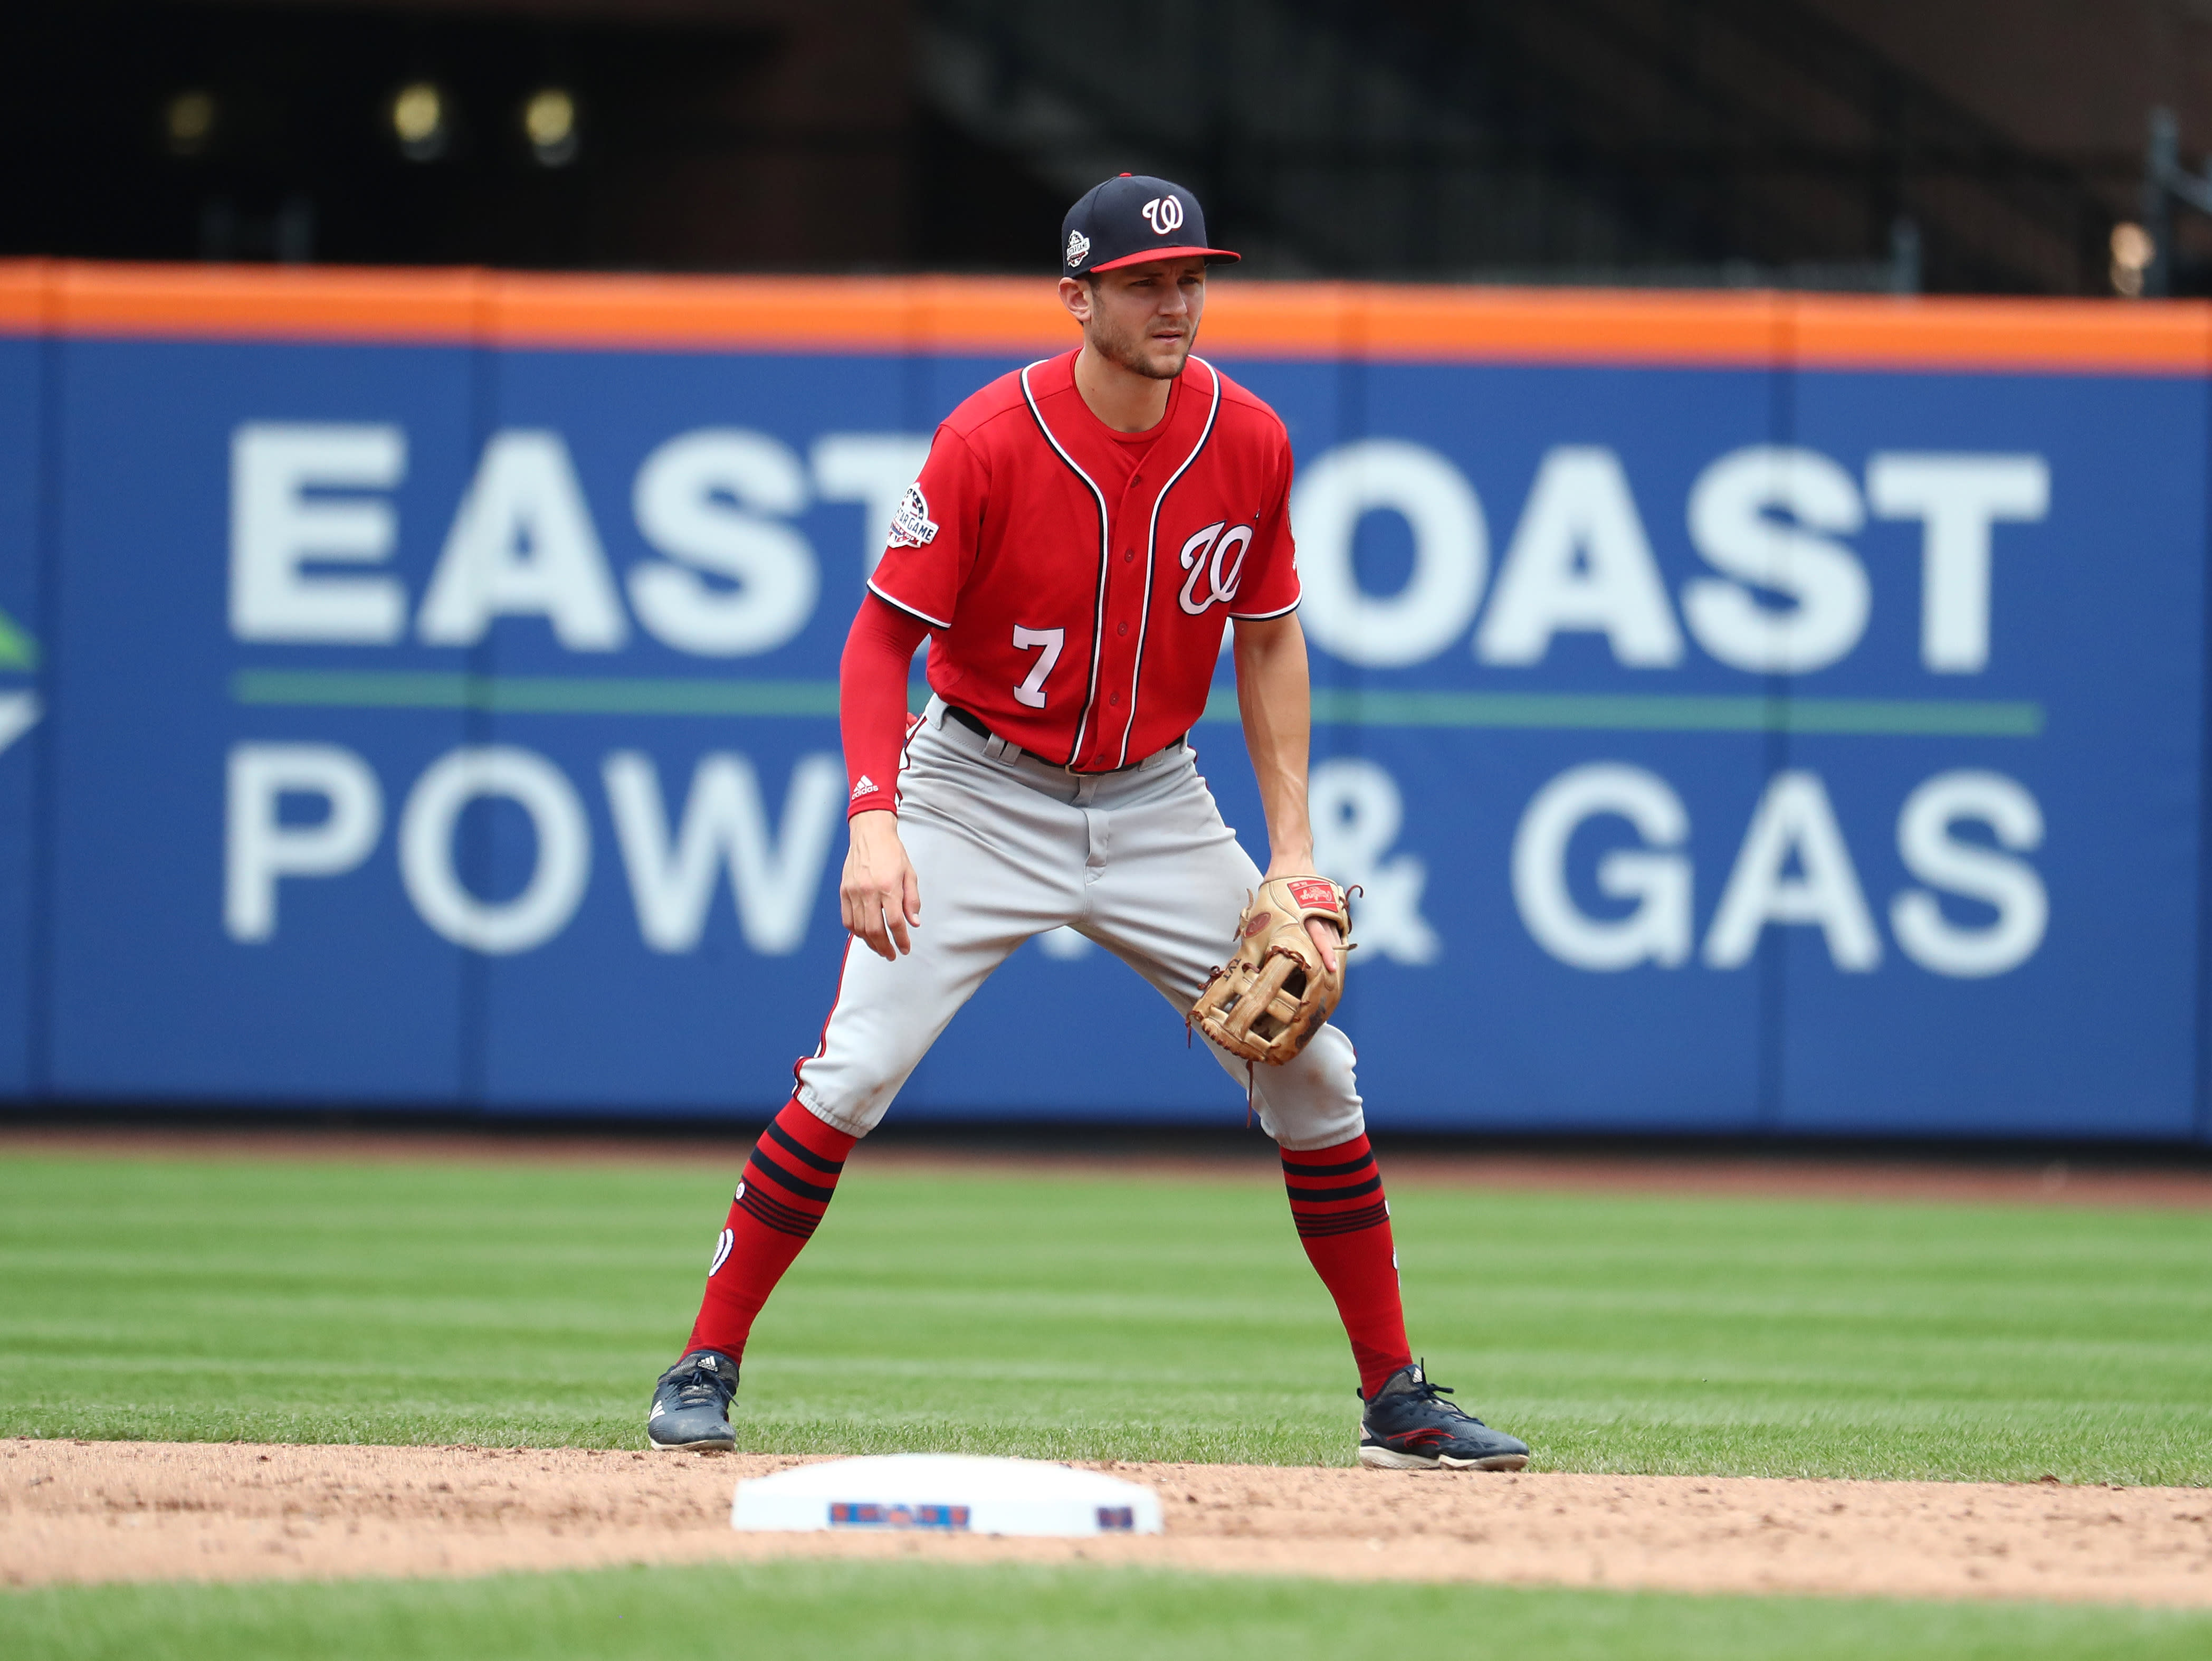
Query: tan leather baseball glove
1190 876 1353 1065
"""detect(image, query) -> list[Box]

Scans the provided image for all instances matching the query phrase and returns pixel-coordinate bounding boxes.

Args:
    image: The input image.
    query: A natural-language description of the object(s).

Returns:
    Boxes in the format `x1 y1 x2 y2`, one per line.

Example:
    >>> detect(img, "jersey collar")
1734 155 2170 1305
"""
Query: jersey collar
1034 347 1202 463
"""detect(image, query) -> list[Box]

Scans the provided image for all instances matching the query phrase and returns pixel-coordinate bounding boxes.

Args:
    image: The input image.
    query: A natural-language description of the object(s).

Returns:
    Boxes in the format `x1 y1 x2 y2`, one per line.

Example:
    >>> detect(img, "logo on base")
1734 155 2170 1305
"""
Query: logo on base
830 1502 971 1531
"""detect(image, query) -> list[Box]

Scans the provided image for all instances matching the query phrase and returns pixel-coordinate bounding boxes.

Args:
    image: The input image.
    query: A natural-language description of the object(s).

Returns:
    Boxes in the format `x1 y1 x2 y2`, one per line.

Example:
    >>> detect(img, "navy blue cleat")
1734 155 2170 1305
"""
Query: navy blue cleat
1357 1361 1530 1471
646 1349 739 1453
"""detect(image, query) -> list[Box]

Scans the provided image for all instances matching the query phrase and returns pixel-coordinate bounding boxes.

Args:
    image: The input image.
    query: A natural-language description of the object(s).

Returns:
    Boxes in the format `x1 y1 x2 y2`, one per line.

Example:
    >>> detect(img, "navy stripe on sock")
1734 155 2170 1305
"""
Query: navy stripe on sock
1284 1173 1384 1203
1294 1200 1390 1238
766 1117 847 1175
737 1185 822 1239
747 1147 838 1205
1280 1153 1375 1179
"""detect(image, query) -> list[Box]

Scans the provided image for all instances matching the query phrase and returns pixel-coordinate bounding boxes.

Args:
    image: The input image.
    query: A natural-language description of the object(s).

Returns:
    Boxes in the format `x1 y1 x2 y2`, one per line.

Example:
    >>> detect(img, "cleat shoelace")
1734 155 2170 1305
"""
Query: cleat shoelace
1373 1362 1491 1430
1402 1379 1489 1429
668 1362 732 1410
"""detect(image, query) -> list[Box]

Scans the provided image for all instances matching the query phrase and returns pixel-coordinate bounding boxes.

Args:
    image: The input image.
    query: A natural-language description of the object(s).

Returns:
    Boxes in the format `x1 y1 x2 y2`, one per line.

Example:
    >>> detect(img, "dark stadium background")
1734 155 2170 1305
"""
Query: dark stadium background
11 0 2211 296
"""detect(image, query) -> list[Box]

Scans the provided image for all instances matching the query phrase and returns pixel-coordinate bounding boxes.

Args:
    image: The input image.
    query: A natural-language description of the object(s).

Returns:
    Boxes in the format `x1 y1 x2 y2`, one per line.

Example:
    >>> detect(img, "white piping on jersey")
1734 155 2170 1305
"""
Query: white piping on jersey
889 697 927 814
1019 358 1114 767
865 578 951 632
1227 596 1300 622
1116 356 1222 766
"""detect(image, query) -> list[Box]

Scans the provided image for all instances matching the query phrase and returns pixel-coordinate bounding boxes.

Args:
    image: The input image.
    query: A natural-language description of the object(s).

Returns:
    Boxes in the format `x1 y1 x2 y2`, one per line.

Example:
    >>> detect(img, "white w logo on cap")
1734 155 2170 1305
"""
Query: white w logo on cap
1141 196 1185 235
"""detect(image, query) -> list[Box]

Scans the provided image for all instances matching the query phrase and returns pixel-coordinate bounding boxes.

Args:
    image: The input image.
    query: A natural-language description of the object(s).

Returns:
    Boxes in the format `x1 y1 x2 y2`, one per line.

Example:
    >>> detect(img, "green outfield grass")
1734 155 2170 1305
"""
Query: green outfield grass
7 1560 2212 1661
0 1147 2208 1482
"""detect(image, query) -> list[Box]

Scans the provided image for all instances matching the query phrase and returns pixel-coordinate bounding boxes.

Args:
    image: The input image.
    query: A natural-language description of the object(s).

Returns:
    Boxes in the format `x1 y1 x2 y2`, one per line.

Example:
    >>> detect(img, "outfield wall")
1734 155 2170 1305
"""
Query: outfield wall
2 262 2209 1142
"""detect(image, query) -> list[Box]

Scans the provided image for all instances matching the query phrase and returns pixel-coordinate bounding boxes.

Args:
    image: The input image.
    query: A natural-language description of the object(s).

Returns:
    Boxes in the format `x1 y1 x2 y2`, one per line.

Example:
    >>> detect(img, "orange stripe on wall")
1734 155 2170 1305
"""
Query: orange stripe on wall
1791 295 2212 374
1196 284 1788 365
49 262 487 344
0 262 50 334
488 272 1076 354
3 259 2208 374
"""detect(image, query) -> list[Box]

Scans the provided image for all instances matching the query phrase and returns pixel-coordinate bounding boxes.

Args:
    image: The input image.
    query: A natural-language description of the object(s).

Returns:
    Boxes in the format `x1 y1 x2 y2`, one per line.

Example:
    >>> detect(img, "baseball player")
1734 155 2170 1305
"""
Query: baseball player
647 175 1529 1474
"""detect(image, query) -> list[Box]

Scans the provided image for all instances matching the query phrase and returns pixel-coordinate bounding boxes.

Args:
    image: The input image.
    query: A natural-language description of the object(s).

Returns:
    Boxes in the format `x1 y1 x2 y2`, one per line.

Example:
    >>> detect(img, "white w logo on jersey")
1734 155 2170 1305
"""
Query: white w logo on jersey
1141 196 1185 235
1177 521 1254 615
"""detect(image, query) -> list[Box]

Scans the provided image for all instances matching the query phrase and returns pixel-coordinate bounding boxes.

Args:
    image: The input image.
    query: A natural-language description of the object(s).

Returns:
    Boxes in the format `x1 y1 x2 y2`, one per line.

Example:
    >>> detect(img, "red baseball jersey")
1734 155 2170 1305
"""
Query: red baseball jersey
867 347 1300 773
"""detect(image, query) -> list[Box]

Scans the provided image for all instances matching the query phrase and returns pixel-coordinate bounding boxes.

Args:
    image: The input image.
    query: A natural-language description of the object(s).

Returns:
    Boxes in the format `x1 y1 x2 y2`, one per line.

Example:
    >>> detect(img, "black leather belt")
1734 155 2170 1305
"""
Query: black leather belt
944 704 1184 773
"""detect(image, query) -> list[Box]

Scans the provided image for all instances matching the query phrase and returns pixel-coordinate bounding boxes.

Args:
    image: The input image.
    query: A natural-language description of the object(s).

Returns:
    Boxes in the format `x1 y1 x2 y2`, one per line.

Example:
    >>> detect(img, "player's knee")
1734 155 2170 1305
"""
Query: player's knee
793 1080 892 1140
1254 1027 1364 1150
1265 1098 1366 1151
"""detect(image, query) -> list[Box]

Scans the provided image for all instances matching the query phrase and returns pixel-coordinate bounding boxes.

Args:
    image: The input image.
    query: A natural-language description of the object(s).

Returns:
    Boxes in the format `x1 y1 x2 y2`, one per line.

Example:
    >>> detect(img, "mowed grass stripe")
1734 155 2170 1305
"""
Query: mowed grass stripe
6 1561 2211 1661
1 1152 2207 1482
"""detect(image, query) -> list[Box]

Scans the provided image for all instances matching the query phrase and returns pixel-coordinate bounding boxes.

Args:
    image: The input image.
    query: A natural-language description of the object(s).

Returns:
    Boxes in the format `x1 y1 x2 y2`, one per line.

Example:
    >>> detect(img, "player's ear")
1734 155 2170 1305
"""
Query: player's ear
1057 276 1093 326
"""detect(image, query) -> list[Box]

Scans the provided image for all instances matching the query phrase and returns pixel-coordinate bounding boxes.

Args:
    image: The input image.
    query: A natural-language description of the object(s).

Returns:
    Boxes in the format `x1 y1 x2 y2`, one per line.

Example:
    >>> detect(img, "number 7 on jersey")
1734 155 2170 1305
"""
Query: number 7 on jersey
1011 625 1065 708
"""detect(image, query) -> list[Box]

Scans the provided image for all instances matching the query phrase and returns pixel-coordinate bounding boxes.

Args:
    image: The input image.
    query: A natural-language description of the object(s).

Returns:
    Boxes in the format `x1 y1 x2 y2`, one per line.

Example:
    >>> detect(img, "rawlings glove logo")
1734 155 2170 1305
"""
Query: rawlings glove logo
887 483 939 549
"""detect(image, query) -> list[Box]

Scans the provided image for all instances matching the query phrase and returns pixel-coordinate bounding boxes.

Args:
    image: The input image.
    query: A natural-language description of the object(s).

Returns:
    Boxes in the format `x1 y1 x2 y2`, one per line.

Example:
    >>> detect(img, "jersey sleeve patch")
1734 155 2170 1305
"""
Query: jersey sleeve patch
888 484 939 549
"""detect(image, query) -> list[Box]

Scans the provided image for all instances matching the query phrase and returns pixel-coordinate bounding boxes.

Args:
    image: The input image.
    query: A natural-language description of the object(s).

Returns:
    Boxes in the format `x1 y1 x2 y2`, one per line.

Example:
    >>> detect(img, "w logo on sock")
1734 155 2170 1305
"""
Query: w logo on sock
708 1228 734 1276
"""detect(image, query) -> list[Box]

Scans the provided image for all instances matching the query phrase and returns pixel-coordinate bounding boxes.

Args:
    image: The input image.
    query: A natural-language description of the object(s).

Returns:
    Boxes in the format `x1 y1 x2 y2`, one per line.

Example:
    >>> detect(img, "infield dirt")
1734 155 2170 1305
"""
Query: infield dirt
5 1439 2207 1606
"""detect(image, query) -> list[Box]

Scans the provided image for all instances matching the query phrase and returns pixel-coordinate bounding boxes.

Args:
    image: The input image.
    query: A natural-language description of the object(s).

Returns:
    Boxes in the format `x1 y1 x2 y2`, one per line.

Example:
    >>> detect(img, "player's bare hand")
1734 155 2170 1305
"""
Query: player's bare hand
843 810 920 961
1303 916 1341 973
1263 856 1340 972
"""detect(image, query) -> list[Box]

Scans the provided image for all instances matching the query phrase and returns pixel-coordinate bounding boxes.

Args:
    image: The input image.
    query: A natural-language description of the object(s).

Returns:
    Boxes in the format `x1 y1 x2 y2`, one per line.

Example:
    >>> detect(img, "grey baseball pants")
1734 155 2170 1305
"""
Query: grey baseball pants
794 696 1366 1150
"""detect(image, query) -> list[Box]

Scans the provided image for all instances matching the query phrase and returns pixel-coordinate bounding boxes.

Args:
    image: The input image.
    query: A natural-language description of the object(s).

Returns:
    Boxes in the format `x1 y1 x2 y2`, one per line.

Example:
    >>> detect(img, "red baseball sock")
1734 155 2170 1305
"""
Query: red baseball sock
684 1099 857 1362
1281 1134 1413 1397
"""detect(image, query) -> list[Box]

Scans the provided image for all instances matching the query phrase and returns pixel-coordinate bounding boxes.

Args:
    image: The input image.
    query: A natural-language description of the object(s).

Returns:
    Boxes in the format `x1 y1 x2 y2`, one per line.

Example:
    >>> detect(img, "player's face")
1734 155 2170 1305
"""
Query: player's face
1072 259 1208 379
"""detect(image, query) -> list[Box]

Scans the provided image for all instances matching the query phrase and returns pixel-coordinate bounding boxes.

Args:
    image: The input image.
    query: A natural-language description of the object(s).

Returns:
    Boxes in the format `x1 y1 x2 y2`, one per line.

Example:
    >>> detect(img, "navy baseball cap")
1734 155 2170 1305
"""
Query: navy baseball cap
1061 174 1240 276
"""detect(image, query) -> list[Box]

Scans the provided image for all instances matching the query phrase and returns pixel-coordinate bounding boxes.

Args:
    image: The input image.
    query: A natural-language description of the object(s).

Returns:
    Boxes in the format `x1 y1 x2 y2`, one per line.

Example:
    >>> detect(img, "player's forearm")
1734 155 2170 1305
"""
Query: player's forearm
1233 614 1317 872
839 595 931 818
